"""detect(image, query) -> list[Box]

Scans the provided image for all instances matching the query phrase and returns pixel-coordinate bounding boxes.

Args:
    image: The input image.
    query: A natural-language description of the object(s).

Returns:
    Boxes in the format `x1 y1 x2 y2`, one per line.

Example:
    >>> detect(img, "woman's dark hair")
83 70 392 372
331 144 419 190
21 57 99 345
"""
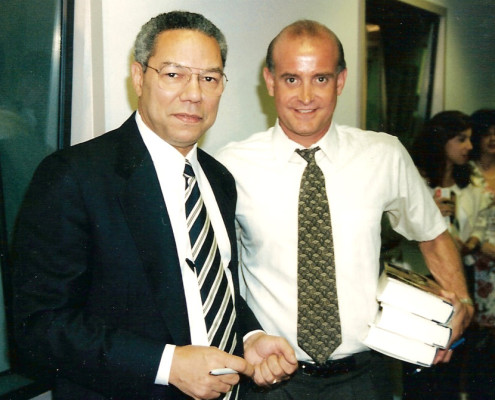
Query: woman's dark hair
411 111 472 188
469 109 495 161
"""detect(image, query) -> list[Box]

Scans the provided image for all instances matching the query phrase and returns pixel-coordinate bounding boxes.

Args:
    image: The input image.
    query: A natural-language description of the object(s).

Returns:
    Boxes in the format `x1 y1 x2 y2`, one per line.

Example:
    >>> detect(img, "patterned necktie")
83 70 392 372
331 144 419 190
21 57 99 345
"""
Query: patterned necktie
184 161 237 355
296 147 341 365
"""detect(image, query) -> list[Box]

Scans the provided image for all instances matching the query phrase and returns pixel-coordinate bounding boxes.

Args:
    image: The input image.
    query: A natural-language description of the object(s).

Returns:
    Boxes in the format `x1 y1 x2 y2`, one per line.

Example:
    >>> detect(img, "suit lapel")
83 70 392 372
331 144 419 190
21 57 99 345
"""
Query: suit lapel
198 151 248 355
198 150 237 255
116 115 190 346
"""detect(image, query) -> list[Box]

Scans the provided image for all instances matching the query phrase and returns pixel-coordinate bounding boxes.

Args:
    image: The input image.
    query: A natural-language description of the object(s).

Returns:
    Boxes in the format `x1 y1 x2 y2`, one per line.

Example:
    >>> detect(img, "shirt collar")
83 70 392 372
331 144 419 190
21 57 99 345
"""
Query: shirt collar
135 111 198 172
271 119 340 164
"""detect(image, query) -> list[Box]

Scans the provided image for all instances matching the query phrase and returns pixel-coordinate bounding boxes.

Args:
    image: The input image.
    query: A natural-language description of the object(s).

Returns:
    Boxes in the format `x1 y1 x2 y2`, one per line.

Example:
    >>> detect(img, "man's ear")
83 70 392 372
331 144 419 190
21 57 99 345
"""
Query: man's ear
336 68 348 96
263 67 275 97
131 61 144 97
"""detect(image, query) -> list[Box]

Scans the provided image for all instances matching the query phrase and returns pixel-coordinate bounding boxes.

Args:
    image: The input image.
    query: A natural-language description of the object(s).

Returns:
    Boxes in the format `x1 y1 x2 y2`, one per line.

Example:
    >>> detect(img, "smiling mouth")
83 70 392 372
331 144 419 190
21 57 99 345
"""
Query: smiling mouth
295 109 316 114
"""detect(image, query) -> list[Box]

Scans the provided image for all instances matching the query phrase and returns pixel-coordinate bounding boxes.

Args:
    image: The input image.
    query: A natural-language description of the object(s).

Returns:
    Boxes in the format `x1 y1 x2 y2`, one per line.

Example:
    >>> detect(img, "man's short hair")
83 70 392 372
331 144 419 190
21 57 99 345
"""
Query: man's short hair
265 20 346 74
134 11 228 68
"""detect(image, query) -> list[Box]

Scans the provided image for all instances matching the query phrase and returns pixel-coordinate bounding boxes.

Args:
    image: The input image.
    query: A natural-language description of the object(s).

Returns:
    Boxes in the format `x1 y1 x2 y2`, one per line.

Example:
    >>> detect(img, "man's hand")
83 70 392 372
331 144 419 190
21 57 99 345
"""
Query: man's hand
432 290 474 364
169 345 254 399
419 231 474 364
243 332 298 387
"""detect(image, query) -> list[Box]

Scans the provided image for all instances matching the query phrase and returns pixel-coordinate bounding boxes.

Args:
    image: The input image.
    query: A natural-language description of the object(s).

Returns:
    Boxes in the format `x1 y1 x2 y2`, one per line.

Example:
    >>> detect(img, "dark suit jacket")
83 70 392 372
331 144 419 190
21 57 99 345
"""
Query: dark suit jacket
12 114 260 399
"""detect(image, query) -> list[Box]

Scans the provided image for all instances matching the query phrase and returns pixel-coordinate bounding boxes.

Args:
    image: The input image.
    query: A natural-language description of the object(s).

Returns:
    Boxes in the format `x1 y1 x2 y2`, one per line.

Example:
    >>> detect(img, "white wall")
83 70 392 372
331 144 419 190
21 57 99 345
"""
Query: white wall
71 0 495 150
72 0 362 152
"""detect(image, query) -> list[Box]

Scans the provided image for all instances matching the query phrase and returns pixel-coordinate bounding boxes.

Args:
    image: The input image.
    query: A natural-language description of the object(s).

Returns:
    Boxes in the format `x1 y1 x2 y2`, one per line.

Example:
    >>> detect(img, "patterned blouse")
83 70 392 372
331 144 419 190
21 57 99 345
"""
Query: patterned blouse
469 161 495 327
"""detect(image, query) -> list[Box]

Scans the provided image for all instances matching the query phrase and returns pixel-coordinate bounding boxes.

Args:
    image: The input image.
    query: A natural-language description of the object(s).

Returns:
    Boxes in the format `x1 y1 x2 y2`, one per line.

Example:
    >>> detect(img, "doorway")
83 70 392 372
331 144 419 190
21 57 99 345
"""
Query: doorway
365 0 446 148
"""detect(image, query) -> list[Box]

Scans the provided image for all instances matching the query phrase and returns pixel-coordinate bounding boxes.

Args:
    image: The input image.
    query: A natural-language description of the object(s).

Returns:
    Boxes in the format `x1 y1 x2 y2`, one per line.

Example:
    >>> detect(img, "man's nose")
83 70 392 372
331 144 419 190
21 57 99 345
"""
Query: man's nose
180 73 202 101
299 82 314 103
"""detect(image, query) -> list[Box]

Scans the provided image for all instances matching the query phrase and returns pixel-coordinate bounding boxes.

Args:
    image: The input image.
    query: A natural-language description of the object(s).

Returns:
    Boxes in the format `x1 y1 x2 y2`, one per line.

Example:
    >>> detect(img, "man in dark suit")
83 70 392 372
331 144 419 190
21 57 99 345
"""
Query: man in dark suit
12 11 297 400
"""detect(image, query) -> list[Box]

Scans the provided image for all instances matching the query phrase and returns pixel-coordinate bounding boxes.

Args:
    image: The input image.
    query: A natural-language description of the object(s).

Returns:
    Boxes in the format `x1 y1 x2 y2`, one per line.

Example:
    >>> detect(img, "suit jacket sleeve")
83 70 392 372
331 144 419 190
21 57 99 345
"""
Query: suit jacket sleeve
12 151 172 398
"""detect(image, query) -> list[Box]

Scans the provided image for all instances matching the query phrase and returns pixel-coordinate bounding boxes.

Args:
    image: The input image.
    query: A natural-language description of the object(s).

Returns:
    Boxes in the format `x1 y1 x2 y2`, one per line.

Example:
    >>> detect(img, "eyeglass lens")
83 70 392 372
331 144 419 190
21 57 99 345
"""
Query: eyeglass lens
154 64 226 95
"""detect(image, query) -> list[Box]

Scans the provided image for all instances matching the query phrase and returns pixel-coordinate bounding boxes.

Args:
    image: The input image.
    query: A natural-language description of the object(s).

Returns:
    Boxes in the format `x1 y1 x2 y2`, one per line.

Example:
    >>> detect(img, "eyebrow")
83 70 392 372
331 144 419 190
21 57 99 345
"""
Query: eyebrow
279 71 337 79
159 61 224 74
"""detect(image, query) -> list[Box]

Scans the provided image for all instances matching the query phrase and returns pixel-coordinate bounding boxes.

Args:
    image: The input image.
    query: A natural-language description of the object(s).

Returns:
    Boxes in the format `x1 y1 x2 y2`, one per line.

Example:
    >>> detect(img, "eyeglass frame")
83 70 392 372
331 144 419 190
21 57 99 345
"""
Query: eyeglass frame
143 61 228 96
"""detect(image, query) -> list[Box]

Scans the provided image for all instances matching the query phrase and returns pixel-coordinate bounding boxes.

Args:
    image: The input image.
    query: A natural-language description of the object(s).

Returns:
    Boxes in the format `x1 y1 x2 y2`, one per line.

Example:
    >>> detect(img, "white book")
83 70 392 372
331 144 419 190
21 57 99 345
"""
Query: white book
376 263 454 324
374 303 451 349
362 324 438 367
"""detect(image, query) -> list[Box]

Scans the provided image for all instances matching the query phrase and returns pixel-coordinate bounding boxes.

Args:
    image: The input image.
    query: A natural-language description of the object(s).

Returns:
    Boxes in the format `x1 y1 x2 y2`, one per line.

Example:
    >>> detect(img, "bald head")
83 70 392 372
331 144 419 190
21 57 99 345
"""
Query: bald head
265 20 346 74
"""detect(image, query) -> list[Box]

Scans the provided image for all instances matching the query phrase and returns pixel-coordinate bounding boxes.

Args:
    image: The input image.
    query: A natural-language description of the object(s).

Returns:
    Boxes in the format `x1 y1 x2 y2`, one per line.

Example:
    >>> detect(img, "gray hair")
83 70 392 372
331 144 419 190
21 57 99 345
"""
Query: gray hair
266 20 346 74
134 11 228 68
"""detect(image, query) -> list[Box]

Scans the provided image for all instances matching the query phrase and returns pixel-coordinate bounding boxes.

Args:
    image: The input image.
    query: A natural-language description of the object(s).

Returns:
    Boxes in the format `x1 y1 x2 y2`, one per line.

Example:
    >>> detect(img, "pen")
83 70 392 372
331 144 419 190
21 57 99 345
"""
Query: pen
209 368 239 376
412 337 466 375
449 337 466 350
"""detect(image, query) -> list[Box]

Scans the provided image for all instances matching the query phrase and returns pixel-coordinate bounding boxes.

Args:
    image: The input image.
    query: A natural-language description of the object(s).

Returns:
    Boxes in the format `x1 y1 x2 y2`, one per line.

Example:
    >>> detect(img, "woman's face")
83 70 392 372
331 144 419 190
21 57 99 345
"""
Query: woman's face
445 128 473 166
479 125 495 156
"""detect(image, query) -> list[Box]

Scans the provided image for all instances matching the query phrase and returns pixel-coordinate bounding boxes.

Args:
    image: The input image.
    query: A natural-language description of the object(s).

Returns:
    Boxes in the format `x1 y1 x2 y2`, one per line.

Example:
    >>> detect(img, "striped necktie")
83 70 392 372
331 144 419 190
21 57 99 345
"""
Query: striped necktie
296 147 341 365
184 160 237 354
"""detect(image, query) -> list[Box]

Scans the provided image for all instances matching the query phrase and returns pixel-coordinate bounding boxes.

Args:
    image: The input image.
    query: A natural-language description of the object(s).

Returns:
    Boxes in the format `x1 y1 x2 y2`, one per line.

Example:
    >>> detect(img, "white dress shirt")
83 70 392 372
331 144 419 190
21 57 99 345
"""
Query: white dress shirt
135 112 234 384
216 121 446 361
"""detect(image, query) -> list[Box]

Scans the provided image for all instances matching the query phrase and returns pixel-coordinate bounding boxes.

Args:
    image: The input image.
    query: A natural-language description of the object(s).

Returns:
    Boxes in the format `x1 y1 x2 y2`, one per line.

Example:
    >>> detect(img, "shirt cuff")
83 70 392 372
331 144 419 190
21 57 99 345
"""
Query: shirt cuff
155 344 176 385
243 329 266 342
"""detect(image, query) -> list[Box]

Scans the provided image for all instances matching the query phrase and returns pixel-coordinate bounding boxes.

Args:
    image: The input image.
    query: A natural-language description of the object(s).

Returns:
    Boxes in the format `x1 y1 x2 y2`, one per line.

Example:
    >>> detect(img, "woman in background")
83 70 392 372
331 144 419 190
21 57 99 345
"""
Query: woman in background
402 110 487 400
411 110 487 253
470 109 495 194
462 109 495 400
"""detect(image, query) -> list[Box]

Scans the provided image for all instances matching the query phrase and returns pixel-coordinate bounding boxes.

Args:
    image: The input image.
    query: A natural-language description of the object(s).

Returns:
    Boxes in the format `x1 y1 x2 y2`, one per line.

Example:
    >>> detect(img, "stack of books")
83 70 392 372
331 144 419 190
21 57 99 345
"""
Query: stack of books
362 263 454 367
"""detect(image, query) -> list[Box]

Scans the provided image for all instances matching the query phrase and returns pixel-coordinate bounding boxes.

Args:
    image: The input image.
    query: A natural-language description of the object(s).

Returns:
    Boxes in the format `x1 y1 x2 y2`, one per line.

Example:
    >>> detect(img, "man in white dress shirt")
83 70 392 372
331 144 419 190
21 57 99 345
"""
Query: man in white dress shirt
216 19 474 399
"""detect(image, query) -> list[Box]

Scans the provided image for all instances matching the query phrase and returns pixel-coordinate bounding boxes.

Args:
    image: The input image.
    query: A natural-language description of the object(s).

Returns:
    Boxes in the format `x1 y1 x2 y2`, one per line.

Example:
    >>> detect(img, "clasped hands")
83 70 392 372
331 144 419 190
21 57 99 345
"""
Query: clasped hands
169 332 297 399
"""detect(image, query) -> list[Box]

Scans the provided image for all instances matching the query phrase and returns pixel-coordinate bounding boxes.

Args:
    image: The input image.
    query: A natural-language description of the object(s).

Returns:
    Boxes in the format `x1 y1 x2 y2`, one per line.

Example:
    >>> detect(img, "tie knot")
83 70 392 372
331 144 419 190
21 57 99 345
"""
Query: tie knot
296 147 320 163
184 161 195 179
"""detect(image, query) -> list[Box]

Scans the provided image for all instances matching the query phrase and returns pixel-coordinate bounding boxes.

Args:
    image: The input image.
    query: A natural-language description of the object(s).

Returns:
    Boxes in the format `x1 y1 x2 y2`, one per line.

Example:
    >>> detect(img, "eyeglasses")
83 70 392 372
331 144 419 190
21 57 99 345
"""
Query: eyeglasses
144 62 228 96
